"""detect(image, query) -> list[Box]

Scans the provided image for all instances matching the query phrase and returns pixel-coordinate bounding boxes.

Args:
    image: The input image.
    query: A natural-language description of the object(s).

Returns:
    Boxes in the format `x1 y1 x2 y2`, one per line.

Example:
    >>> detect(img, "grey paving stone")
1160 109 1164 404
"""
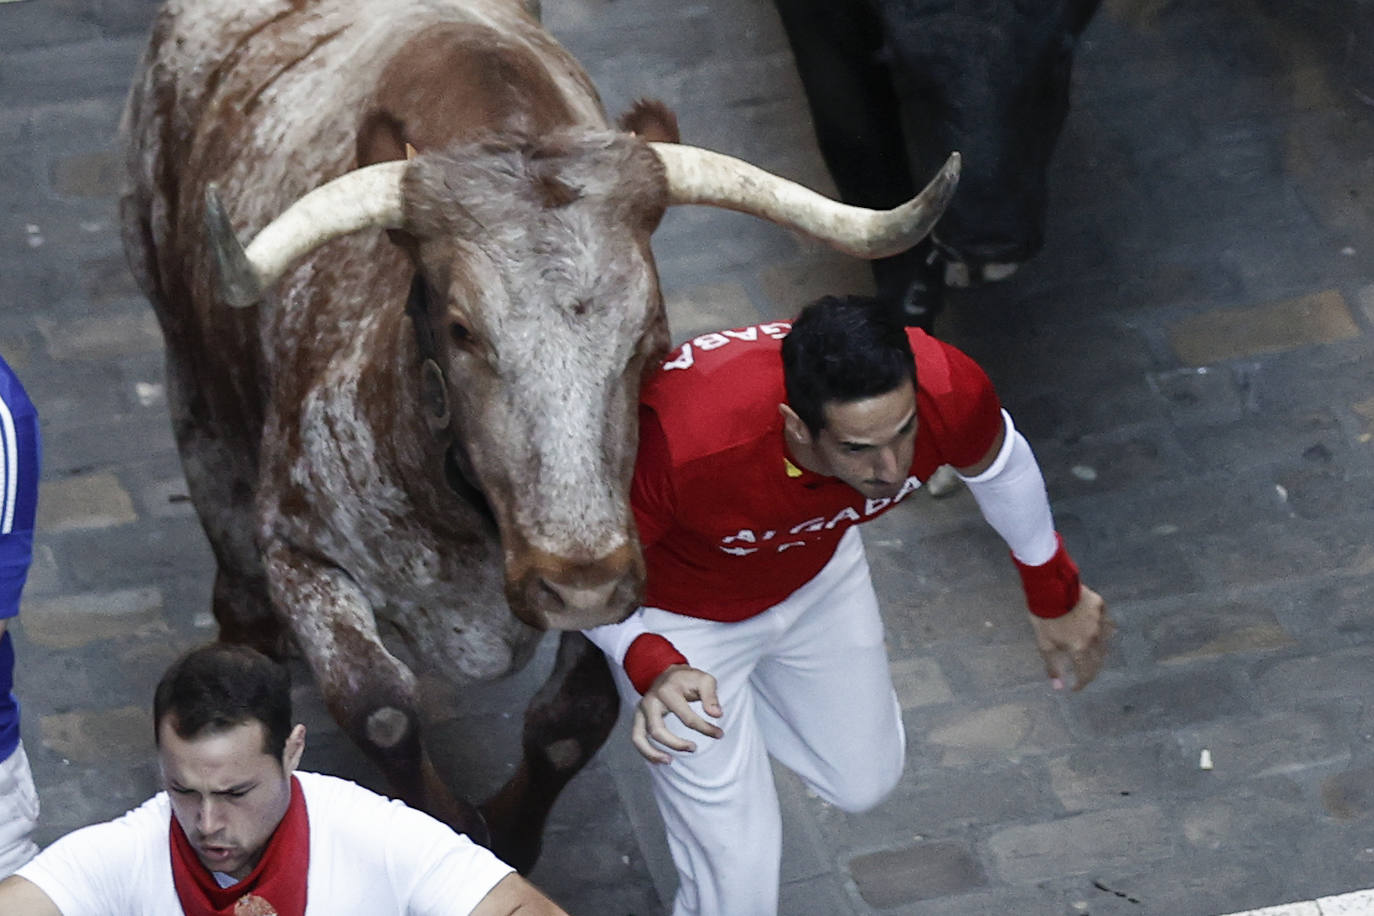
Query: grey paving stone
19 585 163 649
1147 364 1258 425
1028 423 1187 500
889 655 955 710
1176 704 1358 786
50 149 122 200
135 476 196 519
880 580 1032 655
1178 780 1319 854
36 309 162 361
1253 647 1374 705
40 413 180 475
1319 764 1374 820
1046 736 1205 813
22 543 61 597
1312 576 1374 639
878 884 1080 916
1069 668 1257 739
38 705 148 764
986 805 1175 883
1058 859 1297 916
1172 407 1349 476
36 471 136 531
58 516 213 590
1146 600 1297 665
847 840 987 909
0 37 145 109
17 360 130 431
919 693 1076 766
1169 289 1362 367
0 0 157 52
774 767 837 885
777 873 853 916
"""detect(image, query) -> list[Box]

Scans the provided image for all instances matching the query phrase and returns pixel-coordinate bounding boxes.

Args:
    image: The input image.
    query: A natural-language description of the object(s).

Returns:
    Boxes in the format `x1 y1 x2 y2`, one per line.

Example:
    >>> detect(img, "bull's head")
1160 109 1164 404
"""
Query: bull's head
877 0 1100 286
205 130 959 631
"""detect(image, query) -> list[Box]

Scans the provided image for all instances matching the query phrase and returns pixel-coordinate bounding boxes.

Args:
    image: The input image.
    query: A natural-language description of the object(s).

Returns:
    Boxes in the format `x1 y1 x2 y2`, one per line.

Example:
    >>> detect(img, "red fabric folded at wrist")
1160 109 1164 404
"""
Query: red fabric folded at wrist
623 633 688 695
1012 532 1080 619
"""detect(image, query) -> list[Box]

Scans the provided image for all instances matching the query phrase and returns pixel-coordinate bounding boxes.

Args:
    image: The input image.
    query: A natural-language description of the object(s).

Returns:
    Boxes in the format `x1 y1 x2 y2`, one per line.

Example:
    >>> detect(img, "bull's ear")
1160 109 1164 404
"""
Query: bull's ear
618 99 681 144
357 109 411 167
356 111 421 252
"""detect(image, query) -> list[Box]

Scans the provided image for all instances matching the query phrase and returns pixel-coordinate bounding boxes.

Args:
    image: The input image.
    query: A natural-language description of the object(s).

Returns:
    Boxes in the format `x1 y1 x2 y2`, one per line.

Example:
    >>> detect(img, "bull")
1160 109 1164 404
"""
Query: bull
119 0 958 872
773 0 1101 327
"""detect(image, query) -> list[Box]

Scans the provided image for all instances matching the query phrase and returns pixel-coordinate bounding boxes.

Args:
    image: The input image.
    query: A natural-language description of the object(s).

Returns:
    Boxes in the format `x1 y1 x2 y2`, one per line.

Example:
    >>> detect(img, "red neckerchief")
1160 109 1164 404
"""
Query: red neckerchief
169 774 309 916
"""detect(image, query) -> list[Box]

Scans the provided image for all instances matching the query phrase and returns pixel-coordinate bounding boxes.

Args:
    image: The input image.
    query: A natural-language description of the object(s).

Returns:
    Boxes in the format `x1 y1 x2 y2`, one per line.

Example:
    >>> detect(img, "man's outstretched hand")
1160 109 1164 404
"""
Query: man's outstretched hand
1028 585 1114 691
632 665 723 764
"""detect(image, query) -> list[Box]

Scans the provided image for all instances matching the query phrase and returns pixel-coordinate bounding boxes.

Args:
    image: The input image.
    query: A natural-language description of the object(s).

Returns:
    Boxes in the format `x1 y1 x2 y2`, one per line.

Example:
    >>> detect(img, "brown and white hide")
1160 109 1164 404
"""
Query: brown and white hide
121 0 669 871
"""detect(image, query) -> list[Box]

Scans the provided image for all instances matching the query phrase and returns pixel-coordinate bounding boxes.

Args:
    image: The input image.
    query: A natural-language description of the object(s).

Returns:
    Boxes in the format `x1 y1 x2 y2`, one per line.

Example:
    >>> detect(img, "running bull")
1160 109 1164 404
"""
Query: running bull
773 0 1101 327
119 0 959 871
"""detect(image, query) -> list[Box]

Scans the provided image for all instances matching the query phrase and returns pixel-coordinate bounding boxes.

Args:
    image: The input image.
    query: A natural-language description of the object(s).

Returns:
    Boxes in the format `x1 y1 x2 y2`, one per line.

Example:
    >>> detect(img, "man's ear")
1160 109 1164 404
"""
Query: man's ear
283 723 306 772
778 403 811 445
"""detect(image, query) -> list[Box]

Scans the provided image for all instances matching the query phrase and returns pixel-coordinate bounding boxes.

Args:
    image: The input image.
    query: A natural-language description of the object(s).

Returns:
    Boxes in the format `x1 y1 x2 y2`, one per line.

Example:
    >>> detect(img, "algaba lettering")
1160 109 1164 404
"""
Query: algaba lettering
716 475 922 555
662 322 792 372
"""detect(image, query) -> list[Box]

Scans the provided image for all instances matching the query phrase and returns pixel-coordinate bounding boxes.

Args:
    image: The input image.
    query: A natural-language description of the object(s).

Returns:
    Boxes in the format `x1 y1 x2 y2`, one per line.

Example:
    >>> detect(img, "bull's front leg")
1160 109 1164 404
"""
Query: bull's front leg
262 540 490 844
481 630 620 874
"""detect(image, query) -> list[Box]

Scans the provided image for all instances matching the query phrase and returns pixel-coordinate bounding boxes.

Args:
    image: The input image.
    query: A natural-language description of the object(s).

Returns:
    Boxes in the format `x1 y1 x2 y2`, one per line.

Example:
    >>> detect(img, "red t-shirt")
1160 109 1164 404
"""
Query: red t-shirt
631 321 1003 621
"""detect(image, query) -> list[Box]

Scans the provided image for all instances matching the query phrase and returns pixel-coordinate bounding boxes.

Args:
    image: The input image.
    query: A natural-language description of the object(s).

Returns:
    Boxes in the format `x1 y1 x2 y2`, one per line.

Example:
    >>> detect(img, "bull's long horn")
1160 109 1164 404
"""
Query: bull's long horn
204 161 407 307
650 144 960 260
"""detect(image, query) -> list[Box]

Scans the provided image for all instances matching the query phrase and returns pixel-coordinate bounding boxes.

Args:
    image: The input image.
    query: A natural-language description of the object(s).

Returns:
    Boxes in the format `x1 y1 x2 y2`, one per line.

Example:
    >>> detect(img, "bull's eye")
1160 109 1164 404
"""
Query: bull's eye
450 321 472 345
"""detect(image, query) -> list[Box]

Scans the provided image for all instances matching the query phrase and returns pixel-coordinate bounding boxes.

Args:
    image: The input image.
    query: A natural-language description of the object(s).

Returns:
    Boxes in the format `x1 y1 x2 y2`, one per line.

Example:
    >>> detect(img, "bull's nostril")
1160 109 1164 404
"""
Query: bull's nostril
541 577 619 613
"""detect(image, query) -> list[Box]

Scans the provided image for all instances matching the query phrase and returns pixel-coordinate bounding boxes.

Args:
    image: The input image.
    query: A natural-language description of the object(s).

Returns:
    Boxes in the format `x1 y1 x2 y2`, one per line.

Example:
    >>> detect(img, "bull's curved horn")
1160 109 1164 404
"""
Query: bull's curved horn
649 144 960 260
204 161 407 307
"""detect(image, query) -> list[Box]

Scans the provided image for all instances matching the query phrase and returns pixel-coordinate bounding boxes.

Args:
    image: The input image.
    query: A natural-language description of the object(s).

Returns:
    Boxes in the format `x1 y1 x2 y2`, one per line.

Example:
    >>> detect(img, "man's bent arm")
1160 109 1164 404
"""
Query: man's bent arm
0 875 62 916
470 873 571 916
956 411 1060 574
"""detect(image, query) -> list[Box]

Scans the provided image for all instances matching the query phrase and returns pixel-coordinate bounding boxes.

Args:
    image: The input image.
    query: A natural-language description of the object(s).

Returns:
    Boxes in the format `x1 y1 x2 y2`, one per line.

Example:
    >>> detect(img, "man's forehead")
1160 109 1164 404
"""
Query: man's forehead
158 718 276 769
821 383 917 441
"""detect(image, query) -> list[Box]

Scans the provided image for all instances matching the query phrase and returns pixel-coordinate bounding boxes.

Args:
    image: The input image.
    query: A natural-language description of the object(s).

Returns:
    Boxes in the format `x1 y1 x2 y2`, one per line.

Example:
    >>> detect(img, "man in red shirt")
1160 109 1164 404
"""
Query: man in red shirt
584 295 1111 916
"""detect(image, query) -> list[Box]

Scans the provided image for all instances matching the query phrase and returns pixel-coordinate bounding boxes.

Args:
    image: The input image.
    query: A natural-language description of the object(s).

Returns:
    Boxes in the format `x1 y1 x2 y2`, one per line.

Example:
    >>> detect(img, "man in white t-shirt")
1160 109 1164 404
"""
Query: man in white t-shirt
0 642 570 916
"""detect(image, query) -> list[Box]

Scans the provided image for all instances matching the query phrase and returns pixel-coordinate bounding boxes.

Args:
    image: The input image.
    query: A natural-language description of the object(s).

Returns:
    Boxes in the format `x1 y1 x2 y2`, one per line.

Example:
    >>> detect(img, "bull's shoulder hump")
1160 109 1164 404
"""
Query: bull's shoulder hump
366 23 590 146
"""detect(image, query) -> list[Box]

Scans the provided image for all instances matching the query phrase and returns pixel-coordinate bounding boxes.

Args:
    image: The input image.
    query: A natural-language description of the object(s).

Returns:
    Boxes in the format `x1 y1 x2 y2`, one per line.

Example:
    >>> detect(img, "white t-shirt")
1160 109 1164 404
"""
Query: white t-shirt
17 771 514 915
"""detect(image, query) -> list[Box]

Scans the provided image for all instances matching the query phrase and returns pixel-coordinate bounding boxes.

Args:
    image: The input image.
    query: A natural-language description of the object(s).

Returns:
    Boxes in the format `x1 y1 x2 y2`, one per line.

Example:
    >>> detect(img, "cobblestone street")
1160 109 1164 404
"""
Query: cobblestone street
2 0 1374 913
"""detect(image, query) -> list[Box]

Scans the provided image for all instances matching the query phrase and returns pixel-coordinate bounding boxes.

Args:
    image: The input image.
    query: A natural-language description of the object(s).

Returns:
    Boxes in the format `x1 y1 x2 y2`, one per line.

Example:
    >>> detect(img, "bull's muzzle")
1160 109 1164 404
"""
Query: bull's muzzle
514 542 642 631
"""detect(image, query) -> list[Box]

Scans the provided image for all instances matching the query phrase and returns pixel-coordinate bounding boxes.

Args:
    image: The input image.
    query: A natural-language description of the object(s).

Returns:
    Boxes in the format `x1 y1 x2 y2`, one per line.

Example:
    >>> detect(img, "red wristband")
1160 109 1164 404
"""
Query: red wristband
623 633 688 695
1012 532 1081 619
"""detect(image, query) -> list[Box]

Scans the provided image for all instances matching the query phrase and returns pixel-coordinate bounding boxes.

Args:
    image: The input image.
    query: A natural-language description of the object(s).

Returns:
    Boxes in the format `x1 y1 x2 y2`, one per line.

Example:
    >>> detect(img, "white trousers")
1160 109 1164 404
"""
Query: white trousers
0 740 39 879
612 528 905 916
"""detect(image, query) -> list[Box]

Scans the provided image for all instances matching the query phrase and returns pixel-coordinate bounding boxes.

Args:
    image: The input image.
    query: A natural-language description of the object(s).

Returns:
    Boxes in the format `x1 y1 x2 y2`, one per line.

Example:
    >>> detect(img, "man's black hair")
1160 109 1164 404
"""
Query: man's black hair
781 295 917 435
153 642 293 760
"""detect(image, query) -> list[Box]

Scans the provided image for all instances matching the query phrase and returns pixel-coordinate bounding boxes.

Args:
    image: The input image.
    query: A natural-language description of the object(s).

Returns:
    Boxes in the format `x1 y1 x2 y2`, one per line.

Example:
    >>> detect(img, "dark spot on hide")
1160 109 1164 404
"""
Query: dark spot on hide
533 169 580 208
